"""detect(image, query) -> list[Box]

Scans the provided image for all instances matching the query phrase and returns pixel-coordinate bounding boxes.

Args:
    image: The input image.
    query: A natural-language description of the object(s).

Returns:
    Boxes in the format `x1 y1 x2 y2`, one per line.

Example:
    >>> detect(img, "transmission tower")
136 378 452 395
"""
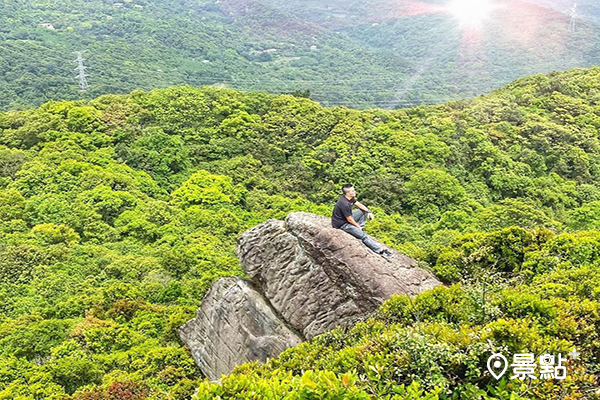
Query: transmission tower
73 51 89 91
569 3 578 32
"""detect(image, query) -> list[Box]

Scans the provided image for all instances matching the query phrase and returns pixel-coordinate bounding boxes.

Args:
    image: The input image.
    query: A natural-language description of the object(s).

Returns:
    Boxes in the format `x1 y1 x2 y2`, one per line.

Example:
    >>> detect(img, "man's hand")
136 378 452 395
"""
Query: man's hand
347 216 362 230
367 212 375 220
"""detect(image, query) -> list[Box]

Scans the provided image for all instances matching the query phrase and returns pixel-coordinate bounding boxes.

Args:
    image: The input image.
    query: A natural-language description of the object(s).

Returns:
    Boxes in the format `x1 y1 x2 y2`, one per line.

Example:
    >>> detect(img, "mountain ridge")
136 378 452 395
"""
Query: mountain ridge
1 0 598 110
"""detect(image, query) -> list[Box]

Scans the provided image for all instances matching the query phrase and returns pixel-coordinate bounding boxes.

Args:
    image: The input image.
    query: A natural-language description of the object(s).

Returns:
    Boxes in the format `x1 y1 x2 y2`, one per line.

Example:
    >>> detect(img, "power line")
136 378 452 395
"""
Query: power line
1 42 67 66
73 51 89 91
0 47 501 90
569 3 578 32
180 77 504 89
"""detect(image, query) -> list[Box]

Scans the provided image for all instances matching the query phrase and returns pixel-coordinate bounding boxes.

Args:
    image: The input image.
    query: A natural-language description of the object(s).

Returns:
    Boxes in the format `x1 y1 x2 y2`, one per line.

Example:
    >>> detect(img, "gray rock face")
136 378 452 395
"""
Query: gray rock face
237 212 441 339
180 212 441 379
178 277 302 380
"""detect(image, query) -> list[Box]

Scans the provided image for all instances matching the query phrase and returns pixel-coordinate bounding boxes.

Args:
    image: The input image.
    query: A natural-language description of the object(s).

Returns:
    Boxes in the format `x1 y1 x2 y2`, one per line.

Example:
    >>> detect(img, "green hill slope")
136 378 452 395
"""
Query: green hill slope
0 0 408 111
0 67 598 398
526 0 600 22
1 0 599 111
256 0 600 106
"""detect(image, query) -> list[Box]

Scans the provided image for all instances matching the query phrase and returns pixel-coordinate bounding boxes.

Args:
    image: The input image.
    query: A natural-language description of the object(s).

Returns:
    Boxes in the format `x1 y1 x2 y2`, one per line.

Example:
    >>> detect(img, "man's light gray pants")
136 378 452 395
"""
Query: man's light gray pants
340 210 383 254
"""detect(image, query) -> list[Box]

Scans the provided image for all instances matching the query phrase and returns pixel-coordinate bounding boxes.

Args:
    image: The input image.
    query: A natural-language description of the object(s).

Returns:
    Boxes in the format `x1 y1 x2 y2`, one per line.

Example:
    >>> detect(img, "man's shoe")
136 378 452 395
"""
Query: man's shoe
380 249 394 259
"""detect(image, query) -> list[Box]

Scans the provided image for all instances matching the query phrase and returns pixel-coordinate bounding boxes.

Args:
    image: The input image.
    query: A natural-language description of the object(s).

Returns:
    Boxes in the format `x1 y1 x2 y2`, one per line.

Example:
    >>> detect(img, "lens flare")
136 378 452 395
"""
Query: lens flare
447 0 496 27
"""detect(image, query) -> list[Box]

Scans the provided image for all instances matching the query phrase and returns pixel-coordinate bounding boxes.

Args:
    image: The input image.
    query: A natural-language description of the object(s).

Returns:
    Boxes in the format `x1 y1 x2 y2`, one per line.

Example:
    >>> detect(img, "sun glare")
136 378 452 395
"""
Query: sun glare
447 0 496 27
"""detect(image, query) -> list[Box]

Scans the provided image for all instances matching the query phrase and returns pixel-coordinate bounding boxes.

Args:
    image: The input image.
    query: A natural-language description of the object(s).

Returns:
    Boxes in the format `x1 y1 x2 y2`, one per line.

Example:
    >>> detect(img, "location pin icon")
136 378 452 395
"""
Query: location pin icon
487 353 508 379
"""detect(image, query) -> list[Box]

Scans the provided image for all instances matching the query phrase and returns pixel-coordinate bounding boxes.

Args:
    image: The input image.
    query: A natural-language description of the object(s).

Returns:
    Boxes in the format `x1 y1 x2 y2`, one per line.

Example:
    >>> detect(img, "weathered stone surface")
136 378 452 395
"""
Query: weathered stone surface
180 212 442 378
237 212 441 339
178 277 302 380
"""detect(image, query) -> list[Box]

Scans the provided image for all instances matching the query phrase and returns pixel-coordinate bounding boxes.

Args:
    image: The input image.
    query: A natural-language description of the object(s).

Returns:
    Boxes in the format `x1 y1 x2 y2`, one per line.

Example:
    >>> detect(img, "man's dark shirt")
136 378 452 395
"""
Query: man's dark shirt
332 195 356 228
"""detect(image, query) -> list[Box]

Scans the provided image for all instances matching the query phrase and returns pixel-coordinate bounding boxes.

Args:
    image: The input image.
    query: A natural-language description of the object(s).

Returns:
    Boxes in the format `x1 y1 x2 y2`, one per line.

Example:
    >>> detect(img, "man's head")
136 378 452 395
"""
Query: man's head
342 184 356 198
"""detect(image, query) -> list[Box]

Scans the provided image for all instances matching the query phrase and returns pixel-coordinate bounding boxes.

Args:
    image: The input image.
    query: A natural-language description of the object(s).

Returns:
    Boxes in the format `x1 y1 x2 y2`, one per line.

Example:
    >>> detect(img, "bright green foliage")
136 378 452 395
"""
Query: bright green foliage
195 369 372 399
30 223 79 246
404 169 466 220
171 170 241 208
0 68 599 398
202 228 599 399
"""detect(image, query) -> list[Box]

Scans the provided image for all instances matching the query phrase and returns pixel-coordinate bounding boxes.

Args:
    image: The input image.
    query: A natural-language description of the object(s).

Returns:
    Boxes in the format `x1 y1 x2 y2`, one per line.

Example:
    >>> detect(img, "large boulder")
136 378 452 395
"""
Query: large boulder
237 212 441 339
180 212 441 379
178 277 302 380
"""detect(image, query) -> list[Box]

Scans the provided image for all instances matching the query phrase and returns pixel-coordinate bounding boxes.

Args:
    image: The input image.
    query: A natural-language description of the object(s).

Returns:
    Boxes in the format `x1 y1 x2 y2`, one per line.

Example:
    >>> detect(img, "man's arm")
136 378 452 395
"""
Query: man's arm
354 201 371 213
345 215 362 229
343 203 362 229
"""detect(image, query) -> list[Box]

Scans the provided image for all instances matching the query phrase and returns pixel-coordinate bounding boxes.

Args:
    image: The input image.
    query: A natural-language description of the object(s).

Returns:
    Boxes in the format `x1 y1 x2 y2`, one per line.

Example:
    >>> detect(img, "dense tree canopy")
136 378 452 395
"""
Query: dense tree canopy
0 67 598 398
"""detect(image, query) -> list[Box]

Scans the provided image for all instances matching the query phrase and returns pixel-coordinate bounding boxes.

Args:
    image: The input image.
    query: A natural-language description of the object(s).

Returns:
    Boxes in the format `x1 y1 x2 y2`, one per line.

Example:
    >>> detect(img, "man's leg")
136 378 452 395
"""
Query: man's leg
352 209 368 229
340 223 383 254
361 235 384 254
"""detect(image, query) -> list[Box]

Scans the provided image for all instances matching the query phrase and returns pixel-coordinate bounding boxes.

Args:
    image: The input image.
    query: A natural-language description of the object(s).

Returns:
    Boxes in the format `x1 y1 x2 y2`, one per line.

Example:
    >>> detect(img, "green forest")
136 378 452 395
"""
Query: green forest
0 66 598 398
1 0 599 110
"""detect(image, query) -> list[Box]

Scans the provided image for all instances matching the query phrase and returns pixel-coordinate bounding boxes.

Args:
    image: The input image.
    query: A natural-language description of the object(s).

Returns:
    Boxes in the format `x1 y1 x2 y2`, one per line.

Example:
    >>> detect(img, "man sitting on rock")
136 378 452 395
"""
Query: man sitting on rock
332 184 394 259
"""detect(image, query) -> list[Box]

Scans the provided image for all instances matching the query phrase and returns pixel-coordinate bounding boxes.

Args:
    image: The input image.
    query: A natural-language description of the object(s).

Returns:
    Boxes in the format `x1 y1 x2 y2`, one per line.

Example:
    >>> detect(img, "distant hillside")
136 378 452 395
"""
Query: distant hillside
0 0 599 110
256 0 600 105
525 0 600 21
0 0 406 110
